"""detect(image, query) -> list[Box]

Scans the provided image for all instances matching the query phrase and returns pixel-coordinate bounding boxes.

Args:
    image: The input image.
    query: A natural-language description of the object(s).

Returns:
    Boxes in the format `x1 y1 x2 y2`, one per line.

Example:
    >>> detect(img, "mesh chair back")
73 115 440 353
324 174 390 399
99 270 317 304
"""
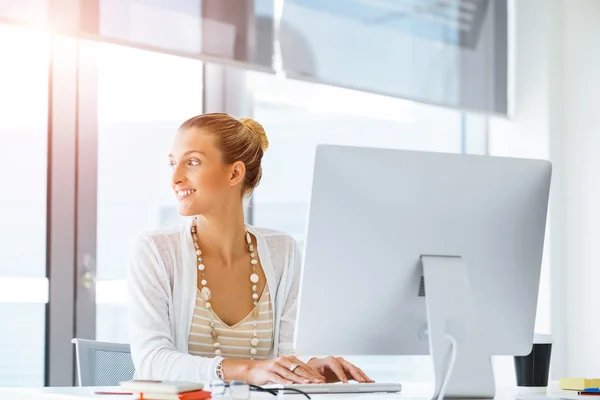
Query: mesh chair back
71 338 135 386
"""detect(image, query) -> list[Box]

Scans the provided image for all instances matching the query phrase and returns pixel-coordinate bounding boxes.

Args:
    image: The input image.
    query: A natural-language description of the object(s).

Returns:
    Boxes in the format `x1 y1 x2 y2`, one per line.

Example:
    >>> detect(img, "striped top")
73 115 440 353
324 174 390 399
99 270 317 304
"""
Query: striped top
188 287 274 360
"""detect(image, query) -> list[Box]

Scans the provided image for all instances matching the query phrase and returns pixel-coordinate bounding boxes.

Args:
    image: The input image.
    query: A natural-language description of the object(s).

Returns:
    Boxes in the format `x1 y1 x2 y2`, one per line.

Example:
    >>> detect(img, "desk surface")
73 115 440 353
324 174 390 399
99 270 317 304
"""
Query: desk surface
0 382 580 400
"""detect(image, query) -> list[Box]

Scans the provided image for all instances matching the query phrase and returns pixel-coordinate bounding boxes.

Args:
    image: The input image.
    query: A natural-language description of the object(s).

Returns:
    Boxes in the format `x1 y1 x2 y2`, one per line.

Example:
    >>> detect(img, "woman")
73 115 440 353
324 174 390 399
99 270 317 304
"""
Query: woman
127 113 373 385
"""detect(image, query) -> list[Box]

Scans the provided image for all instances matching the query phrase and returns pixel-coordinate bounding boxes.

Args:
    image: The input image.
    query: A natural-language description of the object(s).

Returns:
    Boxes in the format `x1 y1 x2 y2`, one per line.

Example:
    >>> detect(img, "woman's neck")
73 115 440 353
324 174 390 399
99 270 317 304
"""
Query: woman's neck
193 206 248 268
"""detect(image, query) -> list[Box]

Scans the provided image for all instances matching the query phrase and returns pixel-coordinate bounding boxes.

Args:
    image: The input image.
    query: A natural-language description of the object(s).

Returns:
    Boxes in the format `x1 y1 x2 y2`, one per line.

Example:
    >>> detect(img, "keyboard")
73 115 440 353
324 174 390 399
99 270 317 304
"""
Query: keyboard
264 382 403 394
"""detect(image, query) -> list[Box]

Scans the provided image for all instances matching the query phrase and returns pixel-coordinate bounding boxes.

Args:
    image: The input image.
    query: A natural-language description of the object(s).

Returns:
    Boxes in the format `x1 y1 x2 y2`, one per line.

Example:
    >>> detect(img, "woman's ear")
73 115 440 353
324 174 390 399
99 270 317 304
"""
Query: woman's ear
229 161 246 188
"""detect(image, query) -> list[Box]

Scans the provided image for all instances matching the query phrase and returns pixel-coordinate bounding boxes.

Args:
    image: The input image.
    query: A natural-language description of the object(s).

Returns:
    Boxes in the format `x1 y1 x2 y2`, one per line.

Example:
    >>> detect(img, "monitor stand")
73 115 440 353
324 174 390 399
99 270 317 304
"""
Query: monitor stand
420 255 495 400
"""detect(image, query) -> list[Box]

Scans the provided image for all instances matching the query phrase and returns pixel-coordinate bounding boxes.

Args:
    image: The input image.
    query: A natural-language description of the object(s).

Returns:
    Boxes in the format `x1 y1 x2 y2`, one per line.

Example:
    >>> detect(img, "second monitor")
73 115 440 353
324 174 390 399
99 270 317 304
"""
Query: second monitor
295 145 552 399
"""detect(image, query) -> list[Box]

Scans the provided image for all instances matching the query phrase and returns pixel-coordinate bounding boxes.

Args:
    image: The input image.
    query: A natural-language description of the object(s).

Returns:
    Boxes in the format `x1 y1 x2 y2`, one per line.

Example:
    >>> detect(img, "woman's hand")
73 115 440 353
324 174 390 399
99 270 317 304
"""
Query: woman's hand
247 356 326 385
308 357 374 383
224 356 325 385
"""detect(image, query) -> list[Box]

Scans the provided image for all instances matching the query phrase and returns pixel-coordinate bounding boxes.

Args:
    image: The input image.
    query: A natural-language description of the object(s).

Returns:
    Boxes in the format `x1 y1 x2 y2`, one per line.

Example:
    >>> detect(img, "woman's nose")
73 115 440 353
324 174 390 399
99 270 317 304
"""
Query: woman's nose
172 165 185 185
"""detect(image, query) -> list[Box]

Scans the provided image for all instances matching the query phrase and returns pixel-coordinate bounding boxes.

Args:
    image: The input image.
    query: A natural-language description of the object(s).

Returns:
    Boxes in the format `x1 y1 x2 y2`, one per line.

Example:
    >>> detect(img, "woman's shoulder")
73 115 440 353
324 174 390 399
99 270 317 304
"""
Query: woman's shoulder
249 225 297 244
130 222 188 258
248 225 300 260
127 222 190 286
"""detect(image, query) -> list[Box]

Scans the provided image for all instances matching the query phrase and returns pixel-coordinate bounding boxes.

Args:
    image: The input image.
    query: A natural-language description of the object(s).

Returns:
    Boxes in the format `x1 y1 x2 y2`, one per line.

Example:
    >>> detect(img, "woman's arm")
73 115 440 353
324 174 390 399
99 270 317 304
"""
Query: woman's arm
127 235 223 382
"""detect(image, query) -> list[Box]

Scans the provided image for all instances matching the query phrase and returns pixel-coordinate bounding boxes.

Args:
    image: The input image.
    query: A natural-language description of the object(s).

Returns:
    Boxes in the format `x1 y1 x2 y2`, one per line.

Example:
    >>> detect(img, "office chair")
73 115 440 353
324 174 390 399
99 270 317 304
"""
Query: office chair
71 338 135 386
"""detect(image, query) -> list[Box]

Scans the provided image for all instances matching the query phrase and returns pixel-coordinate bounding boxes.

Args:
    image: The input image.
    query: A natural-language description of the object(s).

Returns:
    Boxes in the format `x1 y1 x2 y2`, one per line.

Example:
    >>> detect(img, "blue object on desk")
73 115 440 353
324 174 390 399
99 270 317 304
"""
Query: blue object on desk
582 388 600 392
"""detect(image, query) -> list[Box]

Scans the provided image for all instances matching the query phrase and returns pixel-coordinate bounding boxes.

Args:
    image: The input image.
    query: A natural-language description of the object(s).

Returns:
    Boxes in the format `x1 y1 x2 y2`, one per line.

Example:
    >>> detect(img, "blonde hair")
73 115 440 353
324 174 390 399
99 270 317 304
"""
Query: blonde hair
178 113 269 196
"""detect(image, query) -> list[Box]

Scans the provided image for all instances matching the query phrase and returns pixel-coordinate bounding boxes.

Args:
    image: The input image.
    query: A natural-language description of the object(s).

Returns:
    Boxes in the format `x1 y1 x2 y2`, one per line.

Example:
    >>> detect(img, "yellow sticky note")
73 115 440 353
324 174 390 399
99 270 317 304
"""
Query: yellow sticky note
560 378 600 391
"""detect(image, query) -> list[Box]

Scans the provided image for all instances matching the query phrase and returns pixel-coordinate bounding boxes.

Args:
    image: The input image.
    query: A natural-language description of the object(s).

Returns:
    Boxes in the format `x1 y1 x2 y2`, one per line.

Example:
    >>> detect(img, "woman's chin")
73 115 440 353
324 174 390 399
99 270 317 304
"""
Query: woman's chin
177 203 199 217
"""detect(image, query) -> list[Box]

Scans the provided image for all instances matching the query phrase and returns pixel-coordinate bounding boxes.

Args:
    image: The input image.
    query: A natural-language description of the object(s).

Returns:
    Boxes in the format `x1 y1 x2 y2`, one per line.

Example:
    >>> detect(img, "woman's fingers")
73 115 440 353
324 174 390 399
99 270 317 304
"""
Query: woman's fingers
292 366 325 383
267 372 293 385
338 358 369 383
324 357 348 383
266 356 371 385
357 366 374 383
356 366 374 383
287 356 325 382
272 363 310 384
283 365 315 382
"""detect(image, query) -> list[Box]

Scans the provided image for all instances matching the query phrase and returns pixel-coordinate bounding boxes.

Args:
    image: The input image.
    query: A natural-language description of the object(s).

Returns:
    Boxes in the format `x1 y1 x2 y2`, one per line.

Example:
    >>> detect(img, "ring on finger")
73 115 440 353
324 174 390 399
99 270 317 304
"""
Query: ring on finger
289 363 300 372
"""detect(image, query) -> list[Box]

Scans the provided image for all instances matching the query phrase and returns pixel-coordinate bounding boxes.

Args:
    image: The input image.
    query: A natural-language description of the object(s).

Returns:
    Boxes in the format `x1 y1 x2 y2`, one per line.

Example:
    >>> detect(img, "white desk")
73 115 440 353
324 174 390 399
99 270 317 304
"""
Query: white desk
0 382 579 400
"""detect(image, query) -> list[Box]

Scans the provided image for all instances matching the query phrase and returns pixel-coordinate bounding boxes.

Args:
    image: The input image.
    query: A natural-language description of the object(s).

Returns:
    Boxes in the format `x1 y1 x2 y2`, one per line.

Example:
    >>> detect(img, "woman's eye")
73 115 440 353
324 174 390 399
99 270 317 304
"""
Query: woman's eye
168 162 176 169
189 159 200 166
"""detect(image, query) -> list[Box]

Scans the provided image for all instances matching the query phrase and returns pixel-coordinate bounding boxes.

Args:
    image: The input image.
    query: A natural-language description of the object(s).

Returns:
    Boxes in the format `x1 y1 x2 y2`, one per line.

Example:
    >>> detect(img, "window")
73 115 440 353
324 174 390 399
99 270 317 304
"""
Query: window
95 42 203 342
0 24 49 387
280 0 509 114
99 0 273 67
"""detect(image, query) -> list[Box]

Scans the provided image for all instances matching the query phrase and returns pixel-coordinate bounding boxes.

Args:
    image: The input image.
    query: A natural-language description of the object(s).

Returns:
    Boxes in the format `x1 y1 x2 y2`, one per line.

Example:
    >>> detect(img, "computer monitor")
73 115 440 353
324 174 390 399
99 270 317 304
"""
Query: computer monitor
294 144 552 399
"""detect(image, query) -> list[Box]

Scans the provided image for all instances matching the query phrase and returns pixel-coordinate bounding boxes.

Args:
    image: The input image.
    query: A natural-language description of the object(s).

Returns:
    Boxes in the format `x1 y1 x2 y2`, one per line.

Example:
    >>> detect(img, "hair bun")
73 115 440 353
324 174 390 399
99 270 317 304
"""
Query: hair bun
239 118 269 153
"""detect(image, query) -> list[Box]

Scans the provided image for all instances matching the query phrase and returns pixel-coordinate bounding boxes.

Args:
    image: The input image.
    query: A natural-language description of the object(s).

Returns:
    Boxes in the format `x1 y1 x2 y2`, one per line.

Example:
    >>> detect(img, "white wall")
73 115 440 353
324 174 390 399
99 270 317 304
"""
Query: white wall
489 0 600 378
562 0 600 377
488 0 557 378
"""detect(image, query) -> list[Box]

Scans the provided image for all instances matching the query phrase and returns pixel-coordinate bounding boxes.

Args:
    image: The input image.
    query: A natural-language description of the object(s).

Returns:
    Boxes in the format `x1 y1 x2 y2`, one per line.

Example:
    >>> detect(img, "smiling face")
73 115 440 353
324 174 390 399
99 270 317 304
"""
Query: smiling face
168 128 245 216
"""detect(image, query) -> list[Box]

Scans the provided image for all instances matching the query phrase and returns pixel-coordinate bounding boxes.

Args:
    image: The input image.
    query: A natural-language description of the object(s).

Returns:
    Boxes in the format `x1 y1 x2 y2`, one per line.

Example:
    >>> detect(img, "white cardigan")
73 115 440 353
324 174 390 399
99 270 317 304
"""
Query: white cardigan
126 219 302 383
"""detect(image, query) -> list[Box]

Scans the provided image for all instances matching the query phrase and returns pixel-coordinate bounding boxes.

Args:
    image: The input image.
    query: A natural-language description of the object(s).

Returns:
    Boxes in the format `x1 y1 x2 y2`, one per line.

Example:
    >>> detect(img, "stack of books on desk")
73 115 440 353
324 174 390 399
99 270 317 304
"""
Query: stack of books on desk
120 380 211 400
